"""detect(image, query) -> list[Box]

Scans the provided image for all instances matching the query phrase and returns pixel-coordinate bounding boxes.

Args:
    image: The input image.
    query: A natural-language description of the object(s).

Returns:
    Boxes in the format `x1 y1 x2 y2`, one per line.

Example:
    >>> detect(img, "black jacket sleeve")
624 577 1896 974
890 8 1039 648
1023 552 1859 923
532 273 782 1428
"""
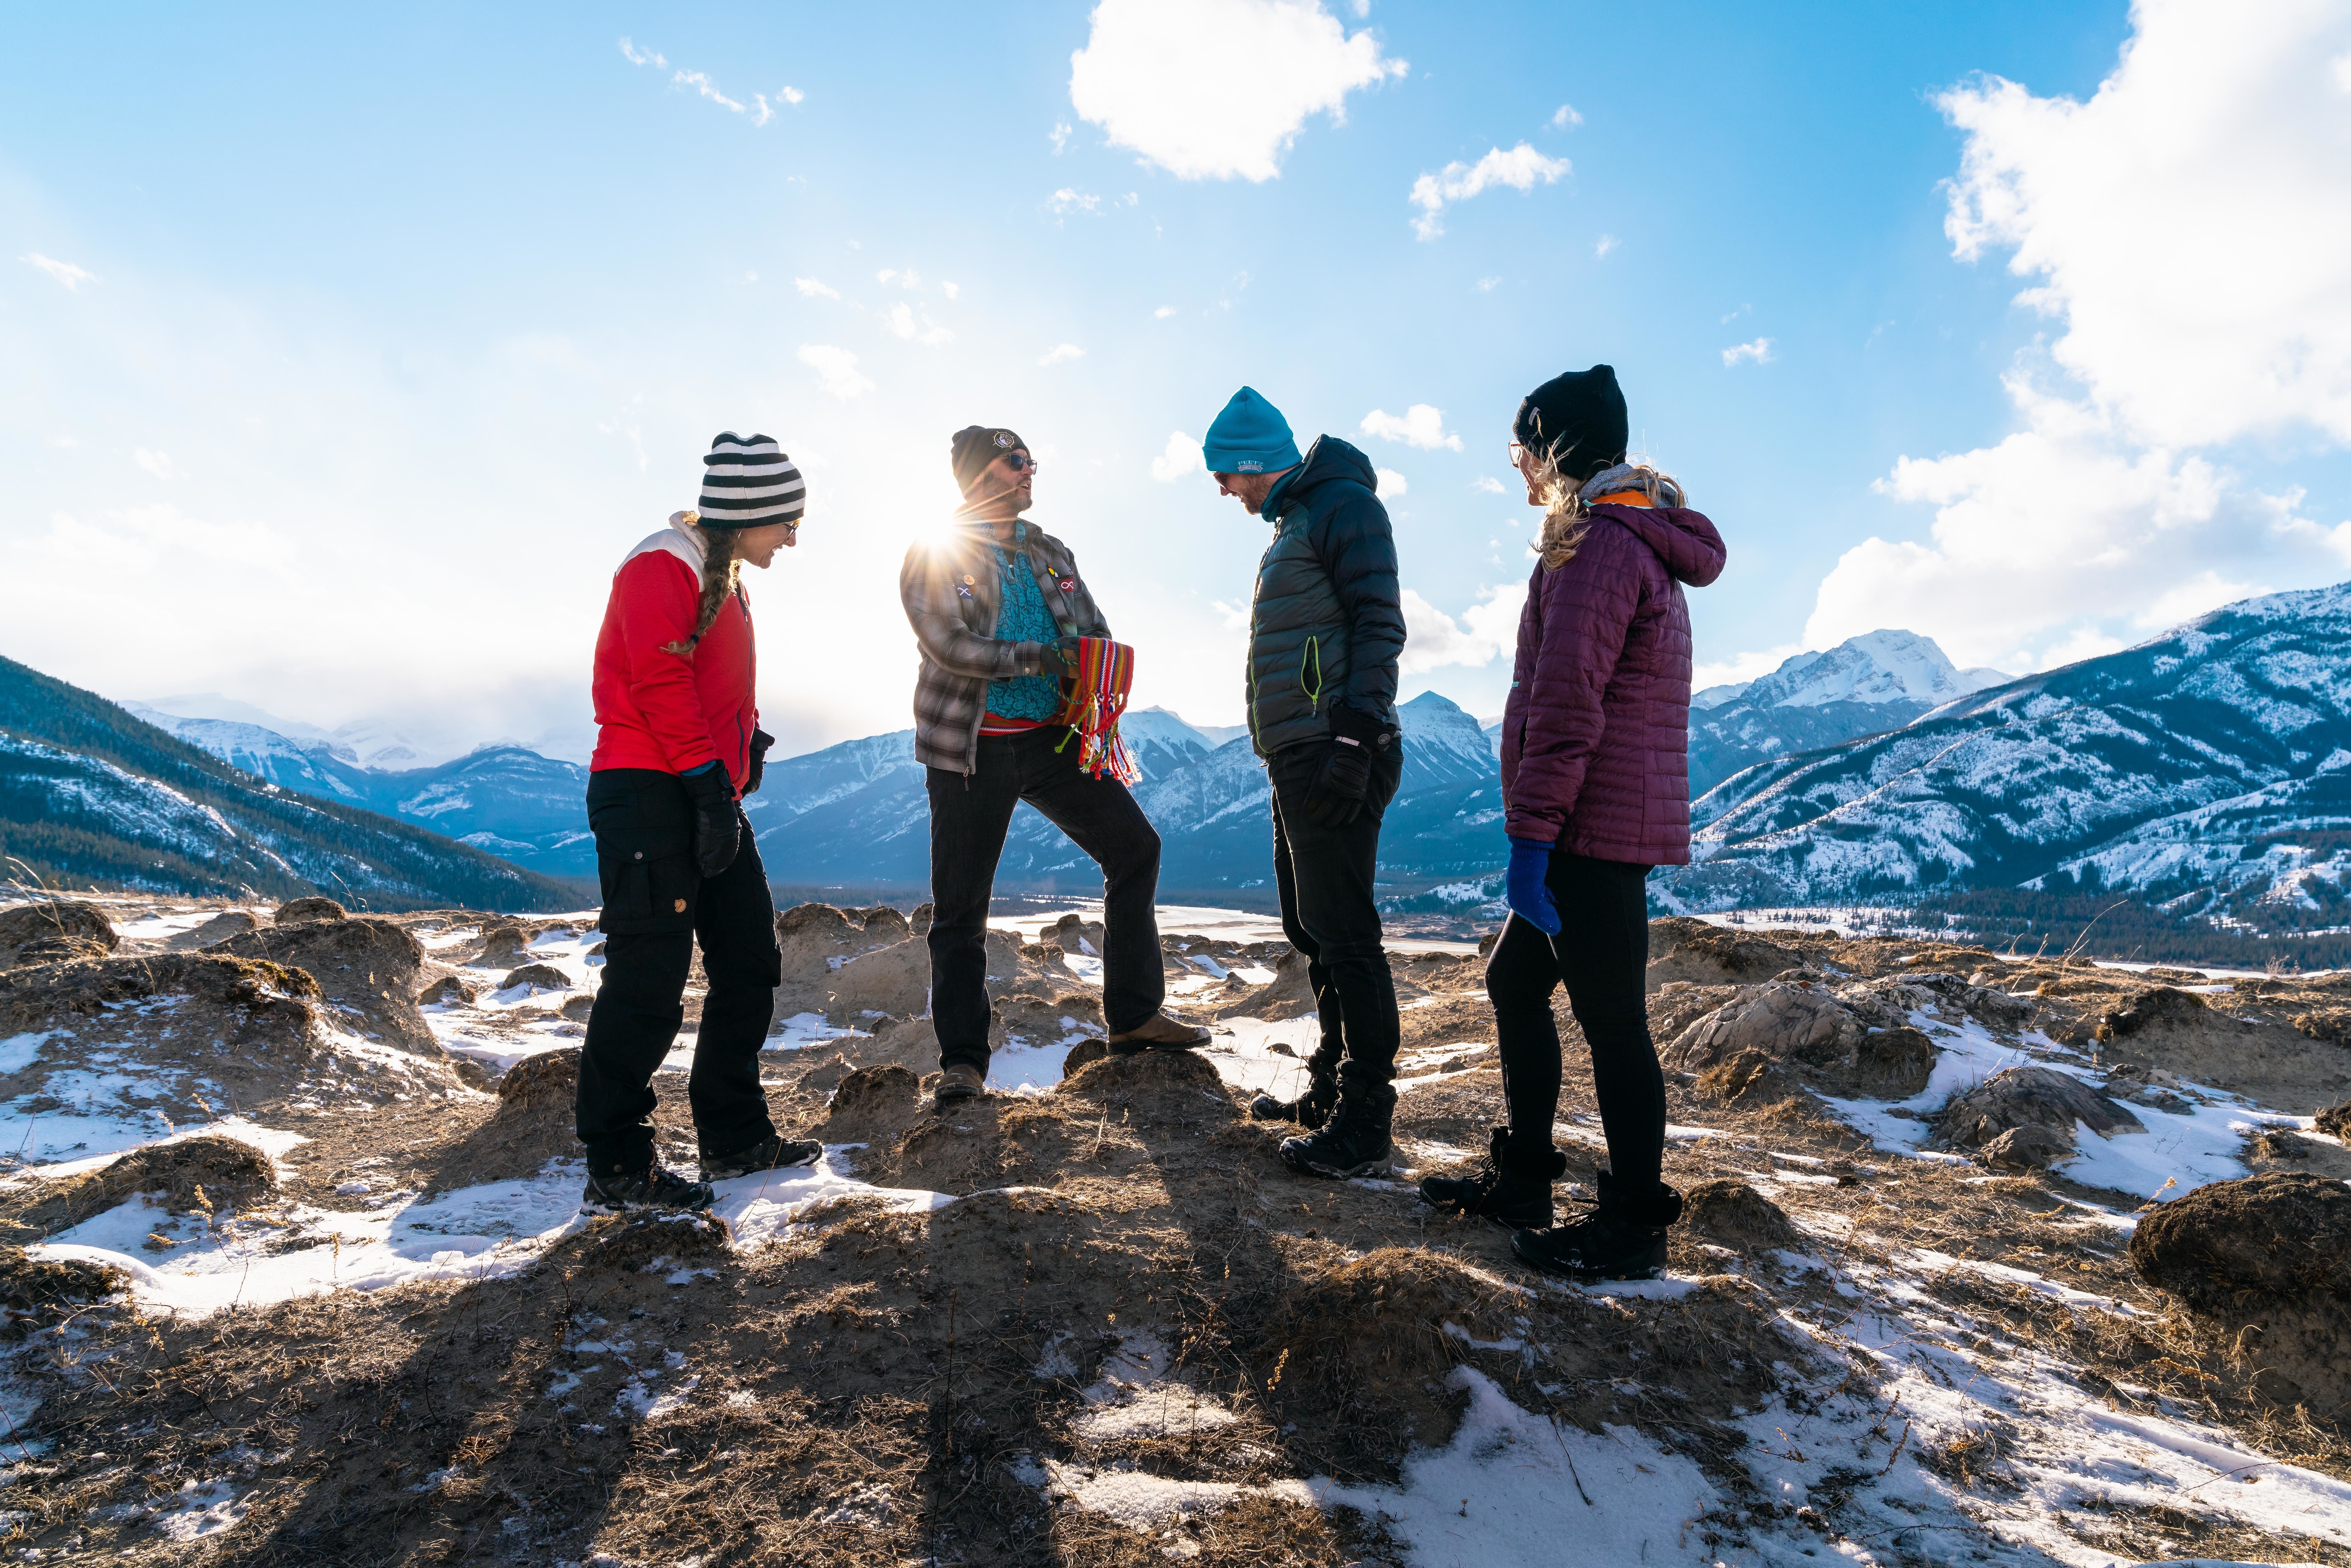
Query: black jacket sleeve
1308 484 1405 722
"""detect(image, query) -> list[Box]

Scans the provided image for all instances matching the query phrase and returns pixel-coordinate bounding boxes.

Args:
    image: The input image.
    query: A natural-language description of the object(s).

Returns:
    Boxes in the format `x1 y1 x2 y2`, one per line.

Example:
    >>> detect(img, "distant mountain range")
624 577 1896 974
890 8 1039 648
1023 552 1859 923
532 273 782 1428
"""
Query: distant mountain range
1657 583 2351 945
0 656 581 912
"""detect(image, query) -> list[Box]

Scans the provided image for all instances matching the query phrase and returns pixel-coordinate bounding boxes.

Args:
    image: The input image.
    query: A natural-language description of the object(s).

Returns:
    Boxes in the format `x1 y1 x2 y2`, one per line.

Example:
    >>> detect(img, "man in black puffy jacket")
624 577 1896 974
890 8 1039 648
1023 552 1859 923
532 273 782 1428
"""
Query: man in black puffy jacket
1204 386 1408 1180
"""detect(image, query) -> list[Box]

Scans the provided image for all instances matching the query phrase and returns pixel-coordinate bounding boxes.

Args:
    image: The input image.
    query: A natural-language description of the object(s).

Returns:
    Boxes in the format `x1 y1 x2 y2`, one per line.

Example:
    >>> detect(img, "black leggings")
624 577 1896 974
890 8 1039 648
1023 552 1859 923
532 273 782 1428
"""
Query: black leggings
1484 850 1663 1190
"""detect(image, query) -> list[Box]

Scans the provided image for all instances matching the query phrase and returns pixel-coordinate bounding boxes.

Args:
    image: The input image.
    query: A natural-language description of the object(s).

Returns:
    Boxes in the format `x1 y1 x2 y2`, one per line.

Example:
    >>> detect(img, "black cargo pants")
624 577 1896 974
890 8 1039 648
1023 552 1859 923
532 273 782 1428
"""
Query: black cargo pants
578 767 782 1176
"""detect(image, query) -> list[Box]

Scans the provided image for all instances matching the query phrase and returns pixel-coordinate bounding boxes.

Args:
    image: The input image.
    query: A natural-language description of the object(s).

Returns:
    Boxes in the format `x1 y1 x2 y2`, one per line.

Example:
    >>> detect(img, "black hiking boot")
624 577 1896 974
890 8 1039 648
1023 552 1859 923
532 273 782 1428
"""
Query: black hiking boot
1277 1078 1396 1180
700 1134 825 1182
582 1164 716 1215
1510 1171 1682 1280
1419 1126 1565 1229
1250 1063 1339 1129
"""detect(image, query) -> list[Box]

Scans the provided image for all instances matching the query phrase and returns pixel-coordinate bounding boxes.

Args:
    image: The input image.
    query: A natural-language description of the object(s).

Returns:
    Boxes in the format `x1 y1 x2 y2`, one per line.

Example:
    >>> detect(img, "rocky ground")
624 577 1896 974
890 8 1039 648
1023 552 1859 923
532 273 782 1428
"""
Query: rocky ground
0 894 2346 1566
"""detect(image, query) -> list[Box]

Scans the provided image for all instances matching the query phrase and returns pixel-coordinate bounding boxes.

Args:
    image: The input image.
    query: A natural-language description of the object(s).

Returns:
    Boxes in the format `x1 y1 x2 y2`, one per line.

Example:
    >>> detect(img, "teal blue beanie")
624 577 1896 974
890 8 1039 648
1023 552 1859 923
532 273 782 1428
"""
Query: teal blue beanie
1202 386 1301 475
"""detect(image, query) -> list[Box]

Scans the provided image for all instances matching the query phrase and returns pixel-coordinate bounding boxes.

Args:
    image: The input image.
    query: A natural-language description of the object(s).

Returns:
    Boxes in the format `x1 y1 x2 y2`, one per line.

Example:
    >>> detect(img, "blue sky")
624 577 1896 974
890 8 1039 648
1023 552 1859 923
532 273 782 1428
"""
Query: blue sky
8 1 2351 763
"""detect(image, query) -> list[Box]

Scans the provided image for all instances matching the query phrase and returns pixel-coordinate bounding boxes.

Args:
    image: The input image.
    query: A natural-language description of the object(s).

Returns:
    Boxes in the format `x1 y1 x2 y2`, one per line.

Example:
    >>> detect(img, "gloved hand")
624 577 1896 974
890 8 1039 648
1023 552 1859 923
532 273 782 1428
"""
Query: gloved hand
1039 635 1085 680
743 728 775 796
1306 703 1388 829
1504 836 1561 935
679 761 741 879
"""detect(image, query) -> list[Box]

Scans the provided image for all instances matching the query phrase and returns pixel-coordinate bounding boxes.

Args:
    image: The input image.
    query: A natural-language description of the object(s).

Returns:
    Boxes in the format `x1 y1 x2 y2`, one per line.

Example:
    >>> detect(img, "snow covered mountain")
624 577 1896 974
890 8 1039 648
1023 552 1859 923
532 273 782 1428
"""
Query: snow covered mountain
2 657 579 910
1657 582 2351 935
1689 631 2008 795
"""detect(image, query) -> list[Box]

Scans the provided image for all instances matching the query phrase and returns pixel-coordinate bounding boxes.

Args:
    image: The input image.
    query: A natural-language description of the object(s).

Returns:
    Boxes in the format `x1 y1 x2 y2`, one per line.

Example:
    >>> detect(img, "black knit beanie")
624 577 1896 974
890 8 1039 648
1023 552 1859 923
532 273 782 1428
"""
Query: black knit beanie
950 425 1027 492
1514 366 1627 485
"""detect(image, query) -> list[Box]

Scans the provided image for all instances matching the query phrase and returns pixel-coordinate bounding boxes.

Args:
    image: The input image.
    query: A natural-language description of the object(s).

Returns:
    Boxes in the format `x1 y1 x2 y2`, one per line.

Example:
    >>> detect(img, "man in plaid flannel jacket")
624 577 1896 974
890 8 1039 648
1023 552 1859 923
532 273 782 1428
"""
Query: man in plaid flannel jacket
899 425 1209 1109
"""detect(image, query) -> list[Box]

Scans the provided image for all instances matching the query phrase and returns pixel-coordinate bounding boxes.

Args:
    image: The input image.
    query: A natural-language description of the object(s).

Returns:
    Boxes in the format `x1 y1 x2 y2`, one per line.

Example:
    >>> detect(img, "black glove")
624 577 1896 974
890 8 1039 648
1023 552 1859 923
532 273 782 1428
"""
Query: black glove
1305 703 1390 829
743 728 775 796
1038 636 1084 679
679 763 741 878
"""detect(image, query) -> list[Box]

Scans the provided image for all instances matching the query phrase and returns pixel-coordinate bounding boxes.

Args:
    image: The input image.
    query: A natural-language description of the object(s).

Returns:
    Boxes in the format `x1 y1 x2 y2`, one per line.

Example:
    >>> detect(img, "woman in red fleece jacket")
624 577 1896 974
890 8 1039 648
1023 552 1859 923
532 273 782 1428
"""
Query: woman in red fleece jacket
1420 367 1726 1281
577 432 825 1214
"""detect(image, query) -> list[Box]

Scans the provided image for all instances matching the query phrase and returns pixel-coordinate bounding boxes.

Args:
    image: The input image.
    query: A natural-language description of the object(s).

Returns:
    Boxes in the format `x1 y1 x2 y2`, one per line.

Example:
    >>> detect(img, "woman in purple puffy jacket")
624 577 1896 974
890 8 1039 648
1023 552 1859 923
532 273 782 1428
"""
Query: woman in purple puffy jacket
1421 366 1726 1279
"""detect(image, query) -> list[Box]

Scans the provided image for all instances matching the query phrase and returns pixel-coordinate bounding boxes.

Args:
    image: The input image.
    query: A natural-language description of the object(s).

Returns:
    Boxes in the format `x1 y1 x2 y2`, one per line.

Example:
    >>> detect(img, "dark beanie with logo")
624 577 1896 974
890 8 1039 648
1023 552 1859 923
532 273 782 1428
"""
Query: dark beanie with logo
1514 366 1627 484
950 425 1028 491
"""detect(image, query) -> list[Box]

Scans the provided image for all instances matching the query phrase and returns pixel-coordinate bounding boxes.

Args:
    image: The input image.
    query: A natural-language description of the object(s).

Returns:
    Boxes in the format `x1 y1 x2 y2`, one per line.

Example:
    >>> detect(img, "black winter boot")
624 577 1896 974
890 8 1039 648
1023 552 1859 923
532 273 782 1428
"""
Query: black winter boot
1419 1126 1565 1229
1277 1076 1396 1180
581 1164 716 1215
1250 1063 1339 1128
1510 1171 1681 1280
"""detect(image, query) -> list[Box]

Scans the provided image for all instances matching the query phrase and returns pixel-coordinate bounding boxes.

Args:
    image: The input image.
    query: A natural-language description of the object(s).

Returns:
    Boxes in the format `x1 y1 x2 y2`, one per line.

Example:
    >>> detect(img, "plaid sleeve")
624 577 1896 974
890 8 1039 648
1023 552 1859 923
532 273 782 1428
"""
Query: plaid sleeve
900 540 1038 679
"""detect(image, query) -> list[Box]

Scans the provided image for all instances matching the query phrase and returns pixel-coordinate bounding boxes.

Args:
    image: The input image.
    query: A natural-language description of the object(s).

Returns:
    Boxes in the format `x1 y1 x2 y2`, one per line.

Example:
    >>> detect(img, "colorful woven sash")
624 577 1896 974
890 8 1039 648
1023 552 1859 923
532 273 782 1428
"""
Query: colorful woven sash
1053 637 1140 784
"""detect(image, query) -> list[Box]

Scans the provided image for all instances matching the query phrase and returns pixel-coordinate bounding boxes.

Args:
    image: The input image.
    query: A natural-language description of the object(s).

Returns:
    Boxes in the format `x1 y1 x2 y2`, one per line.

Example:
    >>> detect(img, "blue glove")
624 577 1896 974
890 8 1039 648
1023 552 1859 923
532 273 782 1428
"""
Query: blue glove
1504 836 1560 935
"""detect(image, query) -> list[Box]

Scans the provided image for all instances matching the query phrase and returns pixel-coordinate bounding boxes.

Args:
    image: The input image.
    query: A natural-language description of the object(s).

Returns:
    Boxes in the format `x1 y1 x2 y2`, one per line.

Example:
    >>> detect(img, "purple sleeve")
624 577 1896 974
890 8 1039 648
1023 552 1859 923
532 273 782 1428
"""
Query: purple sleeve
1502 525 1645 842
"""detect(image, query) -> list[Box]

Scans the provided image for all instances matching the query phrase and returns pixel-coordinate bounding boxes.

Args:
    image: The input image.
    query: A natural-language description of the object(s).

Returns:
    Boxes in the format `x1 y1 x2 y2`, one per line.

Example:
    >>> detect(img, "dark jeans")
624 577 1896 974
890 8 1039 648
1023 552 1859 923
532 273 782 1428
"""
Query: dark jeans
1268 738 1404 1092
1484 850 1663 1190
578 768 782 1176
927 728 1165 1072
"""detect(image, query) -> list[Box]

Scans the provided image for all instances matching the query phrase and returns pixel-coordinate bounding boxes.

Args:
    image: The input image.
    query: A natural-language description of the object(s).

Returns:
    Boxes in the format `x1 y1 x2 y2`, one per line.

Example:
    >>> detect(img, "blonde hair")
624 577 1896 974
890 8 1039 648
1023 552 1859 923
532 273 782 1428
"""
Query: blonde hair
660 522 742 657
1530 453 1686 571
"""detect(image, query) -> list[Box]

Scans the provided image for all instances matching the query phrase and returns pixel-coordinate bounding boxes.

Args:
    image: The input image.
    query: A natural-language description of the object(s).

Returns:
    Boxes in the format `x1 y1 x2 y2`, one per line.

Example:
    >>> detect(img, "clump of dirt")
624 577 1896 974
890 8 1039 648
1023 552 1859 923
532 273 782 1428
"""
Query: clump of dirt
499 963 573 992
2318 1098 2351 1140
1668 983 1935 1099
1979 1124 2076 1171
772 902 923 1019
0 1245 123 1335
555 1209 732 1273
1929 1065 2141 1164
0 951 317 1039
498 1049 580 1117
0 900 118 967
418 975 478 1006
1217 948 1317 1020
169 908 261 949
1695 1047 1804 1107
2130 1173 2351 1415
418 1050 579 1191
1682 1179 1799 1251
1057 1047 1236 1123
216 917 437 1053
474 923 535 969
2100 986 2209 1039
274 896 348 925
1645 919 1817 989
1062 1038 1109 1076
816 1064 924 1146
996 990 1099 1043
824 939 932 1025
26 1135 279 1234
1249 1247 1514 1470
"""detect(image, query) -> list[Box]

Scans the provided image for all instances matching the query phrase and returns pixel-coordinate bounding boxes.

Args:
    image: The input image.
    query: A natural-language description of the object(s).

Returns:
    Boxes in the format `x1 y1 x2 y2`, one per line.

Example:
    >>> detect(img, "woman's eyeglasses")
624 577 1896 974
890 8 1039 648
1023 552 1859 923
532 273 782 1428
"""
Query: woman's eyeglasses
1507 441 1529 467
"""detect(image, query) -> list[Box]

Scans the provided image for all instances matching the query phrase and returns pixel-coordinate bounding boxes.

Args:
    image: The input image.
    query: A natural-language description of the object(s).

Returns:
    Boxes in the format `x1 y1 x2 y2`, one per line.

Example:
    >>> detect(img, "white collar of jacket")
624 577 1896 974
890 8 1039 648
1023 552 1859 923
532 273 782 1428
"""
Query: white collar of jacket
616 511 712 584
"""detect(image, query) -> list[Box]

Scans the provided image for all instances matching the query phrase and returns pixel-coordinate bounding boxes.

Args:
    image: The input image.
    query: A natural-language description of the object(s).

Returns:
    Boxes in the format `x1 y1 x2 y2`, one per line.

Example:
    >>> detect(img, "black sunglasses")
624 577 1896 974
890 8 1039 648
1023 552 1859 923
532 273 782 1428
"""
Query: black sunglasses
1001 450 1037 473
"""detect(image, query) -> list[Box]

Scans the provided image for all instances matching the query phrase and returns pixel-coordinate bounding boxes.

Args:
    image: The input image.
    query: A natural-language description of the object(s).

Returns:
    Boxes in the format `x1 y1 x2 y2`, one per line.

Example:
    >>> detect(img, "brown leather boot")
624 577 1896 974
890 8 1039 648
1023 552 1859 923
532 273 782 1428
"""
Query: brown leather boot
934 1063 987 1107
1106 1012 1212 1053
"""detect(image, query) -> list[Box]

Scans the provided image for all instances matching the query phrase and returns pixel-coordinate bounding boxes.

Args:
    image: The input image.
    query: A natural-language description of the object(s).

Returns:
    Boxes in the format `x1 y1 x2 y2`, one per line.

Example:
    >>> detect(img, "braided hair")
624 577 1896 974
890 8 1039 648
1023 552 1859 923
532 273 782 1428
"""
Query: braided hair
659 522 743 657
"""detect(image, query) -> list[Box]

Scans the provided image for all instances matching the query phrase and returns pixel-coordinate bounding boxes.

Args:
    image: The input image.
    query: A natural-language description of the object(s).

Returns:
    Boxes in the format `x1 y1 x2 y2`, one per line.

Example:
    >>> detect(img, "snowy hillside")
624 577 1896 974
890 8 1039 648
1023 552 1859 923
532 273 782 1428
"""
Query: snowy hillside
1689 631 2009 796
1659 582 2351 934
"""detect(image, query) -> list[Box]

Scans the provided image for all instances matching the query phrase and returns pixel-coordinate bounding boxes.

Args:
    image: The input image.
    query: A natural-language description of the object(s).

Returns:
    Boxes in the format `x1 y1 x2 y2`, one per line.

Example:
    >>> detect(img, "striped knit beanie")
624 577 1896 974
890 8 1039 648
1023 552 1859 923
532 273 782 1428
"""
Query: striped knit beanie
694 432 805 530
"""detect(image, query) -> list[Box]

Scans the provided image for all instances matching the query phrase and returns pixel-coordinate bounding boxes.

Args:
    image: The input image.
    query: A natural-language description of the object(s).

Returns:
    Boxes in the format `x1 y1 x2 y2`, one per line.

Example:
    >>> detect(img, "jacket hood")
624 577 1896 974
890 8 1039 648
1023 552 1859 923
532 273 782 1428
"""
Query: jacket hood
1266 435 1378 515
1590 502 1725 588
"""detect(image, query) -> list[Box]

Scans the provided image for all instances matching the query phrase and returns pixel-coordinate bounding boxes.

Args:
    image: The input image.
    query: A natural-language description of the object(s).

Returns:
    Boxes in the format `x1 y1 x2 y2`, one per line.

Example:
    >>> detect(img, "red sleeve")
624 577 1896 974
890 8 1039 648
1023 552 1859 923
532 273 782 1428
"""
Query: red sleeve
1503 525 1643 842
615 553 721 773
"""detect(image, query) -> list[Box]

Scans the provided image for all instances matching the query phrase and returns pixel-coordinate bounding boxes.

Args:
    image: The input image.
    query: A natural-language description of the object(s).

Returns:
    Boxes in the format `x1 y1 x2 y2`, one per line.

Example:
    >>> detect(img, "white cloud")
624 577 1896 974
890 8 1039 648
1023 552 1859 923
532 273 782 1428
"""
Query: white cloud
1398 584 1525 675
1047 188 1102 216
779 86 804 105
942 281 960 300
1937 4 2351 448
617 38 666 68
1149 431 1206 481
24 253 94 291
1408 143 1569 240
1799 1 2351 676
1068 0 1407 182
1721 337 1774 367
1038 343 1086 366
1050 121 1072 153
672 69 744 113
1690 643 1807 695
1472 475 1509 494
1551 104 1582 129
1476 276 1501 292
1359 404 1462 451
797 344 873 400
1374 467 1408 497
884 303 952 346
794 277 839 299
1153 305 1177 318
134 448 176 479
1593 233 1618 258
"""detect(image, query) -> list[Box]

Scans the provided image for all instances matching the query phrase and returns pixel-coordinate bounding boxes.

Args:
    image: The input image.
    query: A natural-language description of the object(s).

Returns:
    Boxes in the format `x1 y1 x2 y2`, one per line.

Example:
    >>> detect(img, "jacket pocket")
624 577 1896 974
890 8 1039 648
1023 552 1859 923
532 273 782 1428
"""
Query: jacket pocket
1298 635 1324 713
594 822 697 935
